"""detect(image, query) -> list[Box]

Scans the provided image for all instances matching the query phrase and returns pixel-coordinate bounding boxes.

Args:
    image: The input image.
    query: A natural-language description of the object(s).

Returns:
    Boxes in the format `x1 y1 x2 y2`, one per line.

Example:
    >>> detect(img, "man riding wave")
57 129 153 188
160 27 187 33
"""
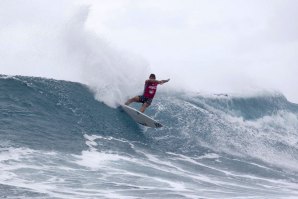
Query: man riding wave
125 74 170 113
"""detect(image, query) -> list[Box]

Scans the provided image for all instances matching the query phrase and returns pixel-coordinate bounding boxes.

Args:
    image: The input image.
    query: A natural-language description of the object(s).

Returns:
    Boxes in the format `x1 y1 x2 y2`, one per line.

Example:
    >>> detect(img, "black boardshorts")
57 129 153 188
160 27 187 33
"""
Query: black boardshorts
138 95 153 105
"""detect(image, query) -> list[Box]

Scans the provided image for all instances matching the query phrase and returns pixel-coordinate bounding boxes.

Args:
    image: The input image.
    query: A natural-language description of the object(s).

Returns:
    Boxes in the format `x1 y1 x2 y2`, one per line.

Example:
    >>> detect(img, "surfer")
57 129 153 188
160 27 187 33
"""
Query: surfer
125 74 170 113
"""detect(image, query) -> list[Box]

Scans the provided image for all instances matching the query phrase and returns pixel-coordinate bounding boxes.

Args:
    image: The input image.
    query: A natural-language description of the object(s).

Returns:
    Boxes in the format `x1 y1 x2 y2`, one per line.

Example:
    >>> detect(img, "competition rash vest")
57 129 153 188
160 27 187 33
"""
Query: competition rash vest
143 81 158 99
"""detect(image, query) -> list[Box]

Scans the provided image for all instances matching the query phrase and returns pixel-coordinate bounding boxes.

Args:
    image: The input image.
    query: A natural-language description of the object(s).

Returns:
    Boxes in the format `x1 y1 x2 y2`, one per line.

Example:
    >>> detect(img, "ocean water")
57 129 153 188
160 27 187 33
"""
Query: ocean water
1 75 298 199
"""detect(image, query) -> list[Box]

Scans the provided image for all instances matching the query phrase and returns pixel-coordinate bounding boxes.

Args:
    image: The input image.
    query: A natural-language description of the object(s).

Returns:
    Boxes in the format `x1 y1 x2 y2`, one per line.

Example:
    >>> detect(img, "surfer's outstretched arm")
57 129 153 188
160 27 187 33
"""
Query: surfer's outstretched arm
159 79 170 85
146 78 170 85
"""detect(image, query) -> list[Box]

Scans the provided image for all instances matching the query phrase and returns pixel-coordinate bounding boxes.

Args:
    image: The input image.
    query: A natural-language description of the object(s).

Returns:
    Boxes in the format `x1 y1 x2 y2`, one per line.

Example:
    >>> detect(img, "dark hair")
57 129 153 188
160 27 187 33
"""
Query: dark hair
149 74 156 79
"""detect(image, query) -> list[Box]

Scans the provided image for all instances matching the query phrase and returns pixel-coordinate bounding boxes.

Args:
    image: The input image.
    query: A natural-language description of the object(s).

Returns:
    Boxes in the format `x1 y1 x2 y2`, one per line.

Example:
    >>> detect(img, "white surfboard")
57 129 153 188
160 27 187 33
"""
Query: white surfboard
121 104 163 128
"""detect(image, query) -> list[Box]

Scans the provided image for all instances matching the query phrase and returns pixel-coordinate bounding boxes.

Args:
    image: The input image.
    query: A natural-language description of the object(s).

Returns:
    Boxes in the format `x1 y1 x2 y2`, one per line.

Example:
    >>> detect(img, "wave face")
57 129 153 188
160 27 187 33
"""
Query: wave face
1 75 298 199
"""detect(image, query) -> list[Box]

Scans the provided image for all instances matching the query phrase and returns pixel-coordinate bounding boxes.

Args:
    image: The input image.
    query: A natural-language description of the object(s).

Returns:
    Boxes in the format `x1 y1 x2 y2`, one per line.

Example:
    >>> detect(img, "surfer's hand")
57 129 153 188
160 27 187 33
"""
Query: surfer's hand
160 79 170 85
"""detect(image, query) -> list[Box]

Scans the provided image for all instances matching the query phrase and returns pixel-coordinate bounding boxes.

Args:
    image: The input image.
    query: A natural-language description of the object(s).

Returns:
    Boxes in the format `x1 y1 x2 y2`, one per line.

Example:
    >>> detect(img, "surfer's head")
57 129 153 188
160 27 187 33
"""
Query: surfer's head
149 74 156 79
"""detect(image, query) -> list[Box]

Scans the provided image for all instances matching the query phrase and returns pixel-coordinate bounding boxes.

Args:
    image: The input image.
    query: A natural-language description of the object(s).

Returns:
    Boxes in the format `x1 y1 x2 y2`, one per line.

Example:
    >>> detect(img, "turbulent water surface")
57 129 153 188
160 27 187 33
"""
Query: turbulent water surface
1 75 298 199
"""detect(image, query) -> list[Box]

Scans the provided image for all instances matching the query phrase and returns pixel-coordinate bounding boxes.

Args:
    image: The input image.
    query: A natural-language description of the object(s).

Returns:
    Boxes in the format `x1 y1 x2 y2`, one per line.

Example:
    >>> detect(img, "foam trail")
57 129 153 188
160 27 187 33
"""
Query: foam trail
0 0 149 107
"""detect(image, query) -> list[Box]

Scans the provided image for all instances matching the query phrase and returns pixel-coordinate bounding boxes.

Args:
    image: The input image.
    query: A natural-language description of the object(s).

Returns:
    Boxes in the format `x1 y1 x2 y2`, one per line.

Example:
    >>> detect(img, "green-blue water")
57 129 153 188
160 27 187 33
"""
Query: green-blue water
1 75 298 199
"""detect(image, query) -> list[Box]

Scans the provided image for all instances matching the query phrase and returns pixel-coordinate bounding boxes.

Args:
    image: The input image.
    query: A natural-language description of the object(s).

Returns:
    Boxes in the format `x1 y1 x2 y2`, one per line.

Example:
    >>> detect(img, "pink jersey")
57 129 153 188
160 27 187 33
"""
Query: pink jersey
143 81 158 99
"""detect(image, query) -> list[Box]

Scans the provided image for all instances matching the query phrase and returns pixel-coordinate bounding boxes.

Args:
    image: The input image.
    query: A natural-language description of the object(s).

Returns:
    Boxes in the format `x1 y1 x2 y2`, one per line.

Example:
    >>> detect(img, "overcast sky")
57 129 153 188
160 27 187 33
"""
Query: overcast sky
0 0 297 104
82 0 298 102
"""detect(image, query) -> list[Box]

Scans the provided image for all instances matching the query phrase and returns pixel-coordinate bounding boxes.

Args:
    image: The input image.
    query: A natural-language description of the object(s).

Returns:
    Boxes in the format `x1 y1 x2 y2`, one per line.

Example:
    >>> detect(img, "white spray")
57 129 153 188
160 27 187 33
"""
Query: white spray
0 0 149 107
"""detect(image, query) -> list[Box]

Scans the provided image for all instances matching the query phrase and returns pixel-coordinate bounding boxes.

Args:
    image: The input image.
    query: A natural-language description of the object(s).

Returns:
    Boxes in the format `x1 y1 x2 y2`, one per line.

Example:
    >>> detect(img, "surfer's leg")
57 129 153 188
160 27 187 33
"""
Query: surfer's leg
125 96 141 105
140 98 152 112
140 103 150 113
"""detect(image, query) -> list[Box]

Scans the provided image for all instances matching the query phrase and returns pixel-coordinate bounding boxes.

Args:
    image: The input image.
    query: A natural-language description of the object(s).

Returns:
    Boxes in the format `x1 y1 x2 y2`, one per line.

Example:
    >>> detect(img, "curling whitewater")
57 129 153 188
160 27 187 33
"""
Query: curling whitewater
1 75 298 199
